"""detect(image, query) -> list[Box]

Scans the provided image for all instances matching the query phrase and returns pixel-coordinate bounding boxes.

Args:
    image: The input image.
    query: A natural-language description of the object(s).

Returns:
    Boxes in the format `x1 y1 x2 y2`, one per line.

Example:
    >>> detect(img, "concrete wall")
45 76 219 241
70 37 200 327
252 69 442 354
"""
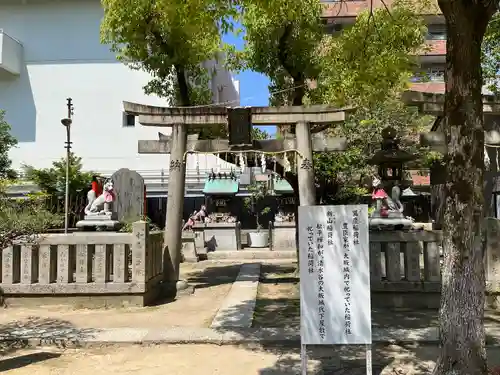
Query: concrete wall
0 29 23 75
0 0 239 173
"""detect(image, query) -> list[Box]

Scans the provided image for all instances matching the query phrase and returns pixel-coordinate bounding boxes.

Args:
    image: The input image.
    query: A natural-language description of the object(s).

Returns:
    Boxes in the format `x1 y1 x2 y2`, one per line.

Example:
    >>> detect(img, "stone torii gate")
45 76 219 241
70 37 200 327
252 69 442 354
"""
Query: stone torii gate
124 102 350 287
403 90 500 219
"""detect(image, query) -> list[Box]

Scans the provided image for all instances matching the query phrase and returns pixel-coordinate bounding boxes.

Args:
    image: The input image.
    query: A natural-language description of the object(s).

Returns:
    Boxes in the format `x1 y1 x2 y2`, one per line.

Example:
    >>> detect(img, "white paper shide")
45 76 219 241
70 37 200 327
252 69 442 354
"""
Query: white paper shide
299 205 371 345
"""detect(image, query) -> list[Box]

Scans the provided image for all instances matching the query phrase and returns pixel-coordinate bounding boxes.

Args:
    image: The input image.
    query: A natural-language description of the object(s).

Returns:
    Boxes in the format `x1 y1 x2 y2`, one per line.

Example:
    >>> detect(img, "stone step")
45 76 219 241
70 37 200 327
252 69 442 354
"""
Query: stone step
206 249 297 260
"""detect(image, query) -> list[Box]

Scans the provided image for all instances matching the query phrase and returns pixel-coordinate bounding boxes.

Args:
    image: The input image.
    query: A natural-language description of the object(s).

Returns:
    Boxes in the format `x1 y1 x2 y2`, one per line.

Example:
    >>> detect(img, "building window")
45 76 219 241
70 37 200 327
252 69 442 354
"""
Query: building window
428 67 445 81
411 67 445 83
323 19 343 34
427 25 446 40
123 112 136 127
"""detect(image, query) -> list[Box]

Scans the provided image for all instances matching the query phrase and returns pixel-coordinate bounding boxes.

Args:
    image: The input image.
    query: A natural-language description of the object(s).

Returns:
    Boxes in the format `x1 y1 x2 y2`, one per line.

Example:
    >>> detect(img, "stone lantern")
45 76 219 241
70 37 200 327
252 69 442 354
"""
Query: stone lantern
367 126 416 230
368 126 415 183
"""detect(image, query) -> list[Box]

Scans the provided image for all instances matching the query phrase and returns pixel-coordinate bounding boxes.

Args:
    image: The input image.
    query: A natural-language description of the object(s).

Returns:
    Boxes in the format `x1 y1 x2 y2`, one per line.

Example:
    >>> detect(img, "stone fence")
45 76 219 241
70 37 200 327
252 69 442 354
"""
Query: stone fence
369 230 442 308
369 219 500 308
183 219 500 309
0 221 163 307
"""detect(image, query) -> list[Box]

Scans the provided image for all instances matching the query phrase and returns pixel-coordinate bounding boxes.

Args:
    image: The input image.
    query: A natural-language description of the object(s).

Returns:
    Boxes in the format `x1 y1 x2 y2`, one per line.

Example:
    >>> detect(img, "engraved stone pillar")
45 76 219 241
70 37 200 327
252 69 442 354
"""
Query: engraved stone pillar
486 218 500 284
132 220 148 284
75 244 92 283
164 124 187 282
2 246 14 284
94 244 108 283
295 121 316 206
20 245 36 284
57 245 71 283
369 242 382 282
39 244 55 284
423 241 441 282
2 246 20 284
385 242 401 281
113 244 128 283
155 238 162 276
404 242 422 282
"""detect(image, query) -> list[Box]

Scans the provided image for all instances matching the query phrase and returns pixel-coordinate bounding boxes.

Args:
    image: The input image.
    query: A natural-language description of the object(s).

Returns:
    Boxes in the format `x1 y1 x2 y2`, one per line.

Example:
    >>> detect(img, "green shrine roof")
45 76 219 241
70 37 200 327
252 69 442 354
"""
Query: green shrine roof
203 178 239 195
274 179 293 193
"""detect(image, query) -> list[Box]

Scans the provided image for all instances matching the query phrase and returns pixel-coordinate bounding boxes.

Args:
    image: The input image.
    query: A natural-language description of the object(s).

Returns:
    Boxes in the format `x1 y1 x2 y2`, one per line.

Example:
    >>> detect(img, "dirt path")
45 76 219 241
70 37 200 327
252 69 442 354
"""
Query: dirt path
0 263 241 329
2 344 500 375
253 264 500 329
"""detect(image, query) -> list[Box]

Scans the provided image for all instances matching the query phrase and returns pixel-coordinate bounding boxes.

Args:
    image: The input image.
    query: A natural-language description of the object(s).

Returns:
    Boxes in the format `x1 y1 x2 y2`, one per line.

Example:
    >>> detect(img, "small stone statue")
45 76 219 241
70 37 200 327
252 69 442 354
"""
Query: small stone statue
369 176 412 230
275 210 295 223
275 210 286 222
85 178 115 216
77 177 120 230
183 205 207 231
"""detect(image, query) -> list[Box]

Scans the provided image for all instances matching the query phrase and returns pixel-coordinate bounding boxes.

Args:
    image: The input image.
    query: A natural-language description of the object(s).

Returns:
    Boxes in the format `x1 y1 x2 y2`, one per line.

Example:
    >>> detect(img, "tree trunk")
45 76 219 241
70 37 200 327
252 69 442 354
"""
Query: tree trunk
433 1 495 374
175 64 191 107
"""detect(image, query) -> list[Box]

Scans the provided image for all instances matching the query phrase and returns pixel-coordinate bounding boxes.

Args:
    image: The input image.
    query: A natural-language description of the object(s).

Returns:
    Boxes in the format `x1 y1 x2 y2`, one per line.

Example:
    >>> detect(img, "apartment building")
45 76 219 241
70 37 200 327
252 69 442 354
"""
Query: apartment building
321 0 446 94
0 0 240 174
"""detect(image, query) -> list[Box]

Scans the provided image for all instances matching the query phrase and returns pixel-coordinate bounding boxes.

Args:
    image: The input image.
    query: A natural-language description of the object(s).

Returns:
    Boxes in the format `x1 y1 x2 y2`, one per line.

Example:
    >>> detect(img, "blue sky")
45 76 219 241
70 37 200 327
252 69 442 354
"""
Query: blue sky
222 23 276 135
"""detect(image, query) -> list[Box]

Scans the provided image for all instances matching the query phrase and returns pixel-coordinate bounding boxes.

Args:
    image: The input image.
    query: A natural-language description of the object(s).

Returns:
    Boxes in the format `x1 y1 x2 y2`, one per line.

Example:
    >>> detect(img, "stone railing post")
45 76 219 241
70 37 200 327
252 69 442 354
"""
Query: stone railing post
404 242 422 282
132 221 148 285
385 242 401 281
269 221 274 251
423 241 441 282
486 218 500 285
236 222 242 250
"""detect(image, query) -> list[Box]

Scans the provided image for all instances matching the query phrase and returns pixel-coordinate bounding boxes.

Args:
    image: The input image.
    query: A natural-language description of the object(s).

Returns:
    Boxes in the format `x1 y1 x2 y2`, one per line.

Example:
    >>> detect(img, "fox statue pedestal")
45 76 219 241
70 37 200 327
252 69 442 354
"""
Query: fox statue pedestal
76 212 121 231
76 178 122 231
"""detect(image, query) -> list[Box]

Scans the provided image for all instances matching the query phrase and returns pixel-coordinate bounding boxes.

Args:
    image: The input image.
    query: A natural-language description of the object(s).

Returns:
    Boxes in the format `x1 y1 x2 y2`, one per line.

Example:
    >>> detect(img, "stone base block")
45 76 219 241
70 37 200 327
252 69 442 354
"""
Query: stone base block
203 224 238 251
76 219 121 230
3 292 157 309
181 240 198 263
83 210 118 220
272 223 296 250
369 218 413 230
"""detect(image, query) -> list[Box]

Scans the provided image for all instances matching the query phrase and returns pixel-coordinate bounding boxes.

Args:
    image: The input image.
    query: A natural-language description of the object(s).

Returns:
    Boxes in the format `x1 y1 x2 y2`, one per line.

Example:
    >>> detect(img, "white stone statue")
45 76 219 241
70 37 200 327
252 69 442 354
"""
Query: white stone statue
182 205 207 231
84 178 116 216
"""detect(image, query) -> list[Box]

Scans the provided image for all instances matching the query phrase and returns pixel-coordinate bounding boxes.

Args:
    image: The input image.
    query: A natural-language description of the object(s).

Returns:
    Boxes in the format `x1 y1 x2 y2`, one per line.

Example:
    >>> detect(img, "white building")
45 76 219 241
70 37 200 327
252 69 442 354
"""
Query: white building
0 0 240 178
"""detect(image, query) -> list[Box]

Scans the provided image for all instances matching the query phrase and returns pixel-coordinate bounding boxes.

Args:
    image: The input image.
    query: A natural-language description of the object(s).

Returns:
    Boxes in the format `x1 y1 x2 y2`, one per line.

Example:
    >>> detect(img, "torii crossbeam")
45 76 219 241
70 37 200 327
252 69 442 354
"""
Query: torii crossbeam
125 101 352 288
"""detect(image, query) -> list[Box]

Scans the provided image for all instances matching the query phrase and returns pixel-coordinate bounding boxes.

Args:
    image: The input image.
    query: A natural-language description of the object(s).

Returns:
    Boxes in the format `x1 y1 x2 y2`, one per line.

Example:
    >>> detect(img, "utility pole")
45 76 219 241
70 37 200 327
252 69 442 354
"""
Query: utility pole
61 98 74 234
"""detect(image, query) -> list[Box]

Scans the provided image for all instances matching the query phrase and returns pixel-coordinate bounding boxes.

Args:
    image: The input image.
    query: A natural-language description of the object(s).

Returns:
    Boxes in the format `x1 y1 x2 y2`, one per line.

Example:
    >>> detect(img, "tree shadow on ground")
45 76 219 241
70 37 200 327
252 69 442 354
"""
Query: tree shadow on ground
180 262 294 290
211 296 500 374
182 264 243 289
209 296 439 374
0 317 98 371
0 351 61 372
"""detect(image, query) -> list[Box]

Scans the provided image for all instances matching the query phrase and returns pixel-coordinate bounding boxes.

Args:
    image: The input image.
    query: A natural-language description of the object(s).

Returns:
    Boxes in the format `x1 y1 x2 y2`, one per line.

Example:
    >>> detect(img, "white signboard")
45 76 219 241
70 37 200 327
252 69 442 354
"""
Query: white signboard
299 204 371 345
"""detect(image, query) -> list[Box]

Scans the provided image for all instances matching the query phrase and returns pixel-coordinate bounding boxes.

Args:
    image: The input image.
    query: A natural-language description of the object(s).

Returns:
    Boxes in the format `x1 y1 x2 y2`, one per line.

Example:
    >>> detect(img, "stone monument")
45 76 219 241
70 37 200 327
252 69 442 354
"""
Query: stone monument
111 168 145 223
76 178 121 230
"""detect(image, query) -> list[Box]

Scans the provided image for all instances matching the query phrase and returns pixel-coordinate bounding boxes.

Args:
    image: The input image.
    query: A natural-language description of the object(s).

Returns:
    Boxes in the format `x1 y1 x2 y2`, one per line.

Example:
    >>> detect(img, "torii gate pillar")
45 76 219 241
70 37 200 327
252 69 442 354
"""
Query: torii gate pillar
296 121 316 206
164 124 187 283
